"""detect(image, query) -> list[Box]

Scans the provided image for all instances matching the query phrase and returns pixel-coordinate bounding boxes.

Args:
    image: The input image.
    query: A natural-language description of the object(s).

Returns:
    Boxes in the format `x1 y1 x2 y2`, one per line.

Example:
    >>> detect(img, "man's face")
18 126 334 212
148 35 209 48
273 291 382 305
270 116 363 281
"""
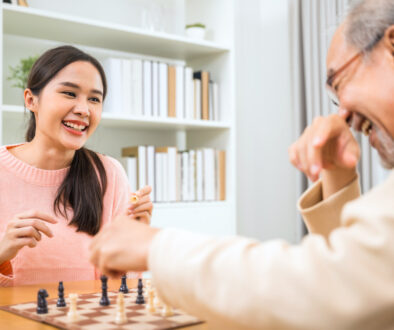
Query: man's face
326 24 394 169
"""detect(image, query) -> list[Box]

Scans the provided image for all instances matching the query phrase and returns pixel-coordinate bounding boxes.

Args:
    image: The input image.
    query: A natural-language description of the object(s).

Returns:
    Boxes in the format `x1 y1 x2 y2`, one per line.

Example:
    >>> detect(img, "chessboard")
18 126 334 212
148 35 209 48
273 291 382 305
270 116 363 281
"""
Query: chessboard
0 290 204 330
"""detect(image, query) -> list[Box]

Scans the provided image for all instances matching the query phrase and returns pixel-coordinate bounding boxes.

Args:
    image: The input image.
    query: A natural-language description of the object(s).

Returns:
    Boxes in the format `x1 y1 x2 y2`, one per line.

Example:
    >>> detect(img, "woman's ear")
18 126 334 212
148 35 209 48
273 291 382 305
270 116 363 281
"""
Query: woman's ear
24 88 38 113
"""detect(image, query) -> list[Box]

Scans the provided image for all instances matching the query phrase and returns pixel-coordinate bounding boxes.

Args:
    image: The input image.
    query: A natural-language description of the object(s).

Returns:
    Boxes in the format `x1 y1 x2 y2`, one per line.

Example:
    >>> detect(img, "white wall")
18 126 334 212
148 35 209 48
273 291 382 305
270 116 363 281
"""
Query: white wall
235 0 298 242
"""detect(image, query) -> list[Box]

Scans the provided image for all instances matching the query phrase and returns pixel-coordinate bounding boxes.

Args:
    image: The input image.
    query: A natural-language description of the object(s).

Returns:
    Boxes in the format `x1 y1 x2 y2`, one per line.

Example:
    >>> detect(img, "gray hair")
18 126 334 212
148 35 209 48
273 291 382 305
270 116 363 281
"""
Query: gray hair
346 0 394 52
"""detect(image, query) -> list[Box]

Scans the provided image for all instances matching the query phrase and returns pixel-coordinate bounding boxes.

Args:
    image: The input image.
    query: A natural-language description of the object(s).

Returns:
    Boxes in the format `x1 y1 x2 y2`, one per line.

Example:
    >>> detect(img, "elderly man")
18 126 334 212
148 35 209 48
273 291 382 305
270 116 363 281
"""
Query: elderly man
90 0 394 329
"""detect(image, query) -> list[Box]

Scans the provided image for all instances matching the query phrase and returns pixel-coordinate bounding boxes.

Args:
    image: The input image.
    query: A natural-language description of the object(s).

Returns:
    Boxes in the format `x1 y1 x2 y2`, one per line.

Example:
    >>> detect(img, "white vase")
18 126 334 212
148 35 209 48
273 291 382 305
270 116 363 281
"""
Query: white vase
185 27 206 40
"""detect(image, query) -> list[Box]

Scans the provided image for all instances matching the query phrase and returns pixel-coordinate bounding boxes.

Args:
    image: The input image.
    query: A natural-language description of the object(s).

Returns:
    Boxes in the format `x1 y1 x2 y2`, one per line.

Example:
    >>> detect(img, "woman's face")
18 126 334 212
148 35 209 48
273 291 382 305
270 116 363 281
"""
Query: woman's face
30 61 104 151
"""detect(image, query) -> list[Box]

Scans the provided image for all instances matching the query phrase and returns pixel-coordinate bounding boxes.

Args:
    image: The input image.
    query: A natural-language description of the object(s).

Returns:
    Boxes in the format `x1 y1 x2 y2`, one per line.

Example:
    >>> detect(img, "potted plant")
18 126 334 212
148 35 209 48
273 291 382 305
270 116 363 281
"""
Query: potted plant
7 55 39 90
185 23 206 40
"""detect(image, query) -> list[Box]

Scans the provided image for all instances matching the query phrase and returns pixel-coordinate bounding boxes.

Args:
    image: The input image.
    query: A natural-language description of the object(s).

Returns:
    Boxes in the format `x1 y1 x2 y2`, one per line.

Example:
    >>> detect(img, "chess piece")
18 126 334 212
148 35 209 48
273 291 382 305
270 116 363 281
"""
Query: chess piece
145 279 151 290
161 303 173 317
119 274 129 293
100 275 110 306
56 281 66 307
36 289 49 314
153 289 162 308
67 293 80 322
135 278 145 304
145 288 156 313
115 292 127 324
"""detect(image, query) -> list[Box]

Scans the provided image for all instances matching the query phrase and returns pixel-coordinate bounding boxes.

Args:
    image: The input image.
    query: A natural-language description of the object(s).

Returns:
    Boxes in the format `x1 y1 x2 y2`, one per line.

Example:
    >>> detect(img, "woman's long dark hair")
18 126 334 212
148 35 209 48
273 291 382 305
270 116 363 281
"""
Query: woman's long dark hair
26 45 108 235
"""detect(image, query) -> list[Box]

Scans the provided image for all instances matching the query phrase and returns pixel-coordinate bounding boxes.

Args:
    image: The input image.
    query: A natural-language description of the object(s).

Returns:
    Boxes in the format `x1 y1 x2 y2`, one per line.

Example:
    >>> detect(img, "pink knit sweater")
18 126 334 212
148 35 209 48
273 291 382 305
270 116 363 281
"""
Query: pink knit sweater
0 144 130 286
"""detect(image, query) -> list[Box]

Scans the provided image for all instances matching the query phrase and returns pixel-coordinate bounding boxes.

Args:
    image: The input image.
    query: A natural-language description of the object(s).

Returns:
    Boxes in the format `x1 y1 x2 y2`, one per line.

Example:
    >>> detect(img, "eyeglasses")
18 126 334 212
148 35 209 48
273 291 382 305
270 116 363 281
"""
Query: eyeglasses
325 52 362 107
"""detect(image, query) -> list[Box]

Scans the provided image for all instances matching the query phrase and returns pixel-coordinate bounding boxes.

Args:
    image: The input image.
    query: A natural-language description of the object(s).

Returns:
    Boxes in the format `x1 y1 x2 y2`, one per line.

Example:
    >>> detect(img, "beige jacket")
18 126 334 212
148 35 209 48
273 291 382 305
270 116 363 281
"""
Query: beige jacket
148 172 394 329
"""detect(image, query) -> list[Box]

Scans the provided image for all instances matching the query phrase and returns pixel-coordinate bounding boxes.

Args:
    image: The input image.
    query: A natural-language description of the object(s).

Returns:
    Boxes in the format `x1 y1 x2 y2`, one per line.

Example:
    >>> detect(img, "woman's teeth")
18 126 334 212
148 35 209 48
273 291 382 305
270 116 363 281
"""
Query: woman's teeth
361 118 372 136
63 121 87 132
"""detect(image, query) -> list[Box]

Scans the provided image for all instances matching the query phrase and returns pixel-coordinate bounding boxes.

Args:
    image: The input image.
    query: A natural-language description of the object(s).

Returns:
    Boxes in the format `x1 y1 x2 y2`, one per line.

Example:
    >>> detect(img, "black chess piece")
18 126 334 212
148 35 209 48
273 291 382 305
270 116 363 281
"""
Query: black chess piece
36 289 49 314
100 275 110 306
135 278 145 304
119 274 129 293
56 281 66 307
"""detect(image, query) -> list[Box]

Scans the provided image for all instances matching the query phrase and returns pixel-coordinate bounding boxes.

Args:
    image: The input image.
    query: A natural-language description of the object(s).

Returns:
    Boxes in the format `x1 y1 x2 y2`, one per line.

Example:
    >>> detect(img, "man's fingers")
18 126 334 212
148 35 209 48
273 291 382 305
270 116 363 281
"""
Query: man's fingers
17 210 57 224
307 142 323 182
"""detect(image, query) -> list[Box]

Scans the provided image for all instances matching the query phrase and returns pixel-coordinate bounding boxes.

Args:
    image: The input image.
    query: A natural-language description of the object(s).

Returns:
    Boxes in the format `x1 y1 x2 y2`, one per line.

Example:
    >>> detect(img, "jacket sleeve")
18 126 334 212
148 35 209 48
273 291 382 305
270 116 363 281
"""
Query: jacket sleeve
148 179 394 329
298 175 360 240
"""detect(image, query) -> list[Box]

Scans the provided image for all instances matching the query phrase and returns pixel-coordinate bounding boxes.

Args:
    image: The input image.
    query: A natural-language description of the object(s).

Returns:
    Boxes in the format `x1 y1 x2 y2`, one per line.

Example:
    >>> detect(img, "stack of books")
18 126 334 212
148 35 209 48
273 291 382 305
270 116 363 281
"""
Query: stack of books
119 146 226 202
103 57 220 121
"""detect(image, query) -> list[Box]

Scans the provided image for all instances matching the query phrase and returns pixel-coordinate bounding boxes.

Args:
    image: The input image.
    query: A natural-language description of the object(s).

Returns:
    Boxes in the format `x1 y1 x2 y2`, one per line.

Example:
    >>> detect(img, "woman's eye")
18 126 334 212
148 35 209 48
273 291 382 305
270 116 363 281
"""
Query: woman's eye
90 97 101 103
62 91 76 97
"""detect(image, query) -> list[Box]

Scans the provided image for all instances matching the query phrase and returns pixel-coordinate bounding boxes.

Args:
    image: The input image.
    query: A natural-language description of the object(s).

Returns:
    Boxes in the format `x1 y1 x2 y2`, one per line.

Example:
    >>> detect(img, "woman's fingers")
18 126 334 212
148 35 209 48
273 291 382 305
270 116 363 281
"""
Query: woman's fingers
14 226 42 241
130 201 153 214
14 219 54 238
16 210 57 224
130 212 150 224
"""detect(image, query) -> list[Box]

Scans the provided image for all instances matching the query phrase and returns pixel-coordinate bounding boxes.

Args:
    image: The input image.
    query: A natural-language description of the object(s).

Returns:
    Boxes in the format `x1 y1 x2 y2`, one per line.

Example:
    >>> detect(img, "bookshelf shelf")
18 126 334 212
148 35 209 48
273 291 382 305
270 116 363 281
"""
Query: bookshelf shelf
1 105 231 131
2 4 230 61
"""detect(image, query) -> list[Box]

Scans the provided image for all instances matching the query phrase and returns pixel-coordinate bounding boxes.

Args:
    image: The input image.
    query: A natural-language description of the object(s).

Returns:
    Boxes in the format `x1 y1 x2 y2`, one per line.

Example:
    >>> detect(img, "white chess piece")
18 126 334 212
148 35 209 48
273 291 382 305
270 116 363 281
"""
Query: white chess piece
145 288 156 313
161 303 173 317
153 289 162 308
115 292 127 325
67 293 80 322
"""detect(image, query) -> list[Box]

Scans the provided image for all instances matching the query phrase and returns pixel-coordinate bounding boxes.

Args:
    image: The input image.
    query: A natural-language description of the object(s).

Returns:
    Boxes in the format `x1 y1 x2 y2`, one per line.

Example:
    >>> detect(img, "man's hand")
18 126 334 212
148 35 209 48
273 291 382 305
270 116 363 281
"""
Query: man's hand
288 114 359 197
0 210 57 265
127 186 153 225
89 216 160 277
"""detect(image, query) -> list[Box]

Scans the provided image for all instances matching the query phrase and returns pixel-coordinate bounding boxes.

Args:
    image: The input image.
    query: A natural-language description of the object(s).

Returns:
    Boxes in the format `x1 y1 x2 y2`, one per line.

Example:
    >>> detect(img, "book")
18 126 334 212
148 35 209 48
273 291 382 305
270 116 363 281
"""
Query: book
155 152 163 202
212 82 219 121
130 59 143 116
181 151 189 201
158 62 168 118
193 71 210 120
193 79 201 119
189 150 196 201
121 146 147 189
168 65 176 117
143 60 152 116
156 147 177 202
122 59 132 115
216 150 226 200
146 146 155 201
175 65 184 120
184 67 194 120
118 157 137 193
203 148 215 200
196 149 203 201
103 58 123 114
152 62 159 117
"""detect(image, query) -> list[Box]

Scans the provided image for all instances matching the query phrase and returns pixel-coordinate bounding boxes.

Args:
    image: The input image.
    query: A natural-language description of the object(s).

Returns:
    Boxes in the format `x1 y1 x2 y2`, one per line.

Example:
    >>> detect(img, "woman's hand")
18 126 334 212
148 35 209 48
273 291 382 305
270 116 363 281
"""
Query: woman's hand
90 216 160 277
127 186 153 225
0 210 57 265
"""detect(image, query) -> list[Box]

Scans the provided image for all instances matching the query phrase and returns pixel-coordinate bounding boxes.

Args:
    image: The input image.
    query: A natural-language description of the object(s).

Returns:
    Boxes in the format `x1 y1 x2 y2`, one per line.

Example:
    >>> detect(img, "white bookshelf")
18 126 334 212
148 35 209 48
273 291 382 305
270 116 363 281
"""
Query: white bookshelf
0 0 236 236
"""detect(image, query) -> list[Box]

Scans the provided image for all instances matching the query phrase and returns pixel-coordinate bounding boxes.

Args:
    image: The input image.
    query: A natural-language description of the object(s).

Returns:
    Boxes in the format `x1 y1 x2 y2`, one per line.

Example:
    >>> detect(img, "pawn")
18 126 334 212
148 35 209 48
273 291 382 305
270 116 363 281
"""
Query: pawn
161 303 173 317
36 289 49 314
145 288 156 313
153 289 162 308
67 293 80 322
135 278 145 304
119 274 129 294
56 281 66 307
115 292 127 325
100 275 110 306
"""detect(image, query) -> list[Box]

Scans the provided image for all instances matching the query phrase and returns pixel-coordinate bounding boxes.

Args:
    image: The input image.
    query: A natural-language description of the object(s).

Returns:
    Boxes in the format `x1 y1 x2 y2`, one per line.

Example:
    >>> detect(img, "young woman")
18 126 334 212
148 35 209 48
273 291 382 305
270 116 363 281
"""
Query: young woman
0 45 153 286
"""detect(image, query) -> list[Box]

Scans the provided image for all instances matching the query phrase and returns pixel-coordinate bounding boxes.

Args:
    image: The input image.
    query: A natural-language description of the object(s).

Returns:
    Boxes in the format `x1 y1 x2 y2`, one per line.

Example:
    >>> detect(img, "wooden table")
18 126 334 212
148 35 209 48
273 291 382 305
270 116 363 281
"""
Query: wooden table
0 279 207 329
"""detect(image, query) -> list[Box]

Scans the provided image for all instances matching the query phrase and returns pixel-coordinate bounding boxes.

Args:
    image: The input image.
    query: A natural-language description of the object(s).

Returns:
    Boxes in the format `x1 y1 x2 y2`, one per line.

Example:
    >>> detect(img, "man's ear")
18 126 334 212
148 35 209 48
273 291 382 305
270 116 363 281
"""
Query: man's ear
24 88 38 113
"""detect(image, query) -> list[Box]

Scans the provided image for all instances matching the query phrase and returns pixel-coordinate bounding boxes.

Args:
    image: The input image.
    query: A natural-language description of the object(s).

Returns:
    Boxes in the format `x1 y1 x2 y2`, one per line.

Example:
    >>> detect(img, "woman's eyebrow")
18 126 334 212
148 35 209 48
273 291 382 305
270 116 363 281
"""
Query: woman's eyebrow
58 81 103 96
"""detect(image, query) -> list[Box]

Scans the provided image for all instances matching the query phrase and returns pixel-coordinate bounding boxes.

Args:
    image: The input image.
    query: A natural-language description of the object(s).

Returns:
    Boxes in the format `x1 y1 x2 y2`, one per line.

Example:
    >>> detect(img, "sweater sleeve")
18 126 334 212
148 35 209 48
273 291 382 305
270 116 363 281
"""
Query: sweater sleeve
148 194 394 329
0 261 14 287
297 175 360 239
